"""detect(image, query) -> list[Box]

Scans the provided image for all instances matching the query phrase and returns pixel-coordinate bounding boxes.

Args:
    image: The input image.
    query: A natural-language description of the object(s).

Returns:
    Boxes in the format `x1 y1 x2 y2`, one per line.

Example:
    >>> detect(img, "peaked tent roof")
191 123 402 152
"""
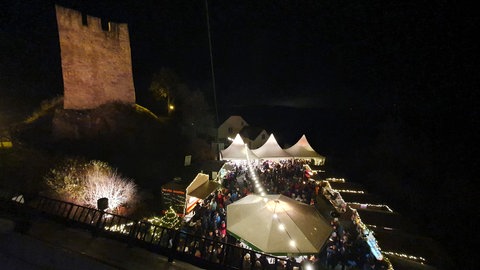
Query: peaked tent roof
220 134 259 161
252 134 292 160
284 135 325 164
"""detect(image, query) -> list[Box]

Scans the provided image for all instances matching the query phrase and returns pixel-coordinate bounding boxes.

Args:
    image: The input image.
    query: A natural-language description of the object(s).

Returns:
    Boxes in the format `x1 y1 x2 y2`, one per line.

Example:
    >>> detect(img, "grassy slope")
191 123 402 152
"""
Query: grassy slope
2 101 189 201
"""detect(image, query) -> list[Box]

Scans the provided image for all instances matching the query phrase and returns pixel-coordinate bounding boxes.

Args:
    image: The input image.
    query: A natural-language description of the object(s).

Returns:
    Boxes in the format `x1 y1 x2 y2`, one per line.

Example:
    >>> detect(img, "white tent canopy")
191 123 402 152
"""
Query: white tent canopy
184 173 221 214
284 134 325 165
252 134 292 161
186 173 220 200
227 194 332 255
220 134 259 161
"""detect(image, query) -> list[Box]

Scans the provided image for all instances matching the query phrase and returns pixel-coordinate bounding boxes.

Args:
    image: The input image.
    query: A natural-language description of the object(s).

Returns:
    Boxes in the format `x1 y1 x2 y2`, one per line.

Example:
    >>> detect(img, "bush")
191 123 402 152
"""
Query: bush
44 159 138 214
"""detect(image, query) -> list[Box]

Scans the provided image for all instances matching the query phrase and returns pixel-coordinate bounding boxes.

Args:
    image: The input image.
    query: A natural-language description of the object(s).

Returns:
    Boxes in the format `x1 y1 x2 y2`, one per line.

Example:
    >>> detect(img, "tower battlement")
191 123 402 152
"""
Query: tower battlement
55 5 135 110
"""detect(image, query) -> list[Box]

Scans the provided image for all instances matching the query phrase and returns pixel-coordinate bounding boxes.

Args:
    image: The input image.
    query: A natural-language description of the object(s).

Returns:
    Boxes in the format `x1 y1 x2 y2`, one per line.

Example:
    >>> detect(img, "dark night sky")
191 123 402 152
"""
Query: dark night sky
1 1 478 266
2 0 476 113
1 0 476 159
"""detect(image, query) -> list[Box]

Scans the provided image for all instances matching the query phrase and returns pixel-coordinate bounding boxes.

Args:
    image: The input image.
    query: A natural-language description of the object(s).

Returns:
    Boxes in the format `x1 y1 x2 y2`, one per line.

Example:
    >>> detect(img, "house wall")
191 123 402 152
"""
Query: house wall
217 116 248 141
55 5 135 109
249 130 269 149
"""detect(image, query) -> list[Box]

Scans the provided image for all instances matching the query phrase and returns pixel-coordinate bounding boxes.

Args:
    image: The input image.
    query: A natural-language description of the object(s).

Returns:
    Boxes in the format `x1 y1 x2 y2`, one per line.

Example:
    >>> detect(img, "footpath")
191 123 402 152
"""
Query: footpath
0 216 203 270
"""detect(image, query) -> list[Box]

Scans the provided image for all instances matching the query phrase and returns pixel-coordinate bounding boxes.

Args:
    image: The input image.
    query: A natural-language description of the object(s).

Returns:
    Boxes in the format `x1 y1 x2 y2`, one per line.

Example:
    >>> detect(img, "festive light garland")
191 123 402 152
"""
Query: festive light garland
271 198 301 252
245 144 265 196
382 251 426 264
323 179 385 263
366 224 395 231
351 209 383 261
347 202 394 213
332 189 365 194
154 206 182 229
382 257 395 270
147 216 162 224
325 178 345 183
104 221 135 234
320 183 395 270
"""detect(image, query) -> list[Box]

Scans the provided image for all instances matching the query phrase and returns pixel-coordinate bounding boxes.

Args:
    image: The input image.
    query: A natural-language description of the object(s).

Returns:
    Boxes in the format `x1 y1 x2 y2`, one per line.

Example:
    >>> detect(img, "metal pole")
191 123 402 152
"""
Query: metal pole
205 0 219 126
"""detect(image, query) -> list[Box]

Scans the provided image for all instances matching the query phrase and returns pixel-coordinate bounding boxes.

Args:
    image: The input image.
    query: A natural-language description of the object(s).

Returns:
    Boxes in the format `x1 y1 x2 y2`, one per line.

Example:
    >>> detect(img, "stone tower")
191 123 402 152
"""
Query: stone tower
55 5 135 110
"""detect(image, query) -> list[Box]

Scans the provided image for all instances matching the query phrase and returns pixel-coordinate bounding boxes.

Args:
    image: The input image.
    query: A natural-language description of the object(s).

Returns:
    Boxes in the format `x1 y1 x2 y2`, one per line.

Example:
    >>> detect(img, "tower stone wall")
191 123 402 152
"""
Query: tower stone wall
55 5 135 109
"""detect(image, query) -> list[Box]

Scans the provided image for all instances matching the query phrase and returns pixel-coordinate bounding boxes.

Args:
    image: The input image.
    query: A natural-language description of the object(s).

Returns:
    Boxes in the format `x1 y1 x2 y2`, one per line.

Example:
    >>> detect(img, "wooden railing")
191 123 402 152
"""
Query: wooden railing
1 192 305 270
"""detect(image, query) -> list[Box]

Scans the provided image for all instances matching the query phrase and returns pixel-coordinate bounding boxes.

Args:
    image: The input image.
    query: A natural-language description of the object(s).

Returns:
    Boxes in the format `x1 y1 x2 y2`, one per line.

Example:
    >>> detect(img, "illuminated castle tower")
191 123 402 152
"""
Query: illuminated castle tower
55 5 135 109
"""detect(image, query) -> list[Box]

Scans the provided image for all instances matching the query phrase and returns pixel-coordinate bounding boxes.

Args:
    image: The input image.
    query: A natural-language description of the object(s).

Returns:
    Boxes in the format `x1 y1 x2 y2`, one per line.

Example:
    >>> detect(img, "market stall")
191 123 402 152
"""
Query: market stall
227 194 332 255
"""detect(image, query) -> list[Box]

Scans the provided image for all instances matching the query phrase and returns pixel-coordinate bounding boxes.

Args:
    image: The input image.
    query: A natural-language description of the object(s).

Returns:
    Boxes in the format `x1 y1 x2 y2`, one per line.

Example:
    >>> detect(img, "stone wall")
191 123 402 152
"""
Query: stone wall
51 103 135 140
55 5 135 110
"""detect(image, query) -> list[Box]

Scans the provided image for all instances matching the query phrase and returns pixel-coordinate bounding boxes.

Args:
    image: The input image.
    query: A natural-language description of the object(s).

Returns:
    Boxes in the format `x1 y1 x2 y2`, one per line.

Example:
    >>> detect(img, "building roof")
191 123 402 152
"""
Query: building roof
239 126 266 141
218 115 248 127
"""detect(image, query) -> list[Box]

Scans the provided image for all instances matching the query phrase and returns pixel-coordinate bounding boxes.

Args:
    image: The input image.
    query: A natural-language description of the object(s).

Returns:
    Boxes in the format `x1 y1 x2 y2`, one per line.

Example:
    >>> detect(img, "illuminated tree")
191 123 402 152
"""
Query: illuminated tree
45 159 138 212
44 158 87 204
81 161 137 210
148 206 182 229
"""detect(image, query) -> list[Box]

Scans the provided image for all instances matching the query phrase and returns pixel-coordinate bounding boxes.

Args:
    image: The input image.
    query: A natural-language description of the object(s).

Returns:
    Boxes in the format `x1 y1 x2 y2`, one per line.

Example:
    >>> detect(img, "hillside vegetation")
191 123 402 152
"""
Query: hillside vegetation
2 99 211 198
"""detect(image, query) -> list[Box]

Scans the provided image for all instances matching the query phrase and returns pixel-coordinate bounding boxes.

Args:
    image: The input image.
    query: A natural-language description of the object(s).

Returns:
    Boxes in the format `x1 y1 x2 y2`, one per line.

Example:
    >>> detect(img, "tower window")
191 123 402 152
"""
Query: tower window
101 19 110 31
81 13 88 26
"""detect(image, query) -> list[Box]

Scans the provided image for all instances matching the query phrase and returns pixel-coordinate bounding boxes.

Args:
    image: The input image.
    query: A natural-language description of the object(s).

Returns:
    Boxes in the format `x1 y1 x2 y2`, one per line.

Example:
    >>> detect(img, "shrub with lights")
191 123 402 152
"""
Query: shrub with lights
44 159 138 213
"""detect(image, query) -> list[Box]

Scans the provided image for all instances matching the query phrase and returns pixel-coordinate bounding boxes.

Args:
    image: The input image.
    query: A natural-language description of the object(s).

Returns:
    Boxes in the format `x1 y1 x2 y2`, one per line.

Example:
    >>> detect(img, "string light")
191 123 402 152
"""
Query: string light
382 257 395 270
244 143 265 197
382 251 426 264
322 181 386 261
148 206 182 229
104 221 135 234
325 178 345 182
289 240 296 247
270 198 301 254
333 189 365 194
350 209 383 261
347 202 394 213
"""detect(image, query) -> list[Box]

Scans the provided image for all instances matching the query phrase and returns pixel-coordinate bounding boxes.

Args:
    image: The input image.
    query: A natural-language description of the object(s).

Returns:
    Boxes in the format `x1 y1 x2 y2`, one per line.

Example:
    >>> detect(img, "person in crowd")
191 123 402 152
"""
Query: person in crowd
326 243 340 269
242 253 251 270
219 220 227 238
258 254 269 268
211 211 221 229
210 198 217 212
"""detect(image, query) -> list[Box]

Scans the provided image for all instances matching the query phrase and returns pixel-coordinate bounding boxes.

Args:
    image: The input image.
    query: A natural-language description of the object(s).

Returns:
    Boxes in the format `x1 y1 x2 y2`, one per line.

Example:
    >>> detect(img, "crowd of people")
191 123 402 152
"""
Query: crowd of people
175 159 388 269
323 218 389 269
